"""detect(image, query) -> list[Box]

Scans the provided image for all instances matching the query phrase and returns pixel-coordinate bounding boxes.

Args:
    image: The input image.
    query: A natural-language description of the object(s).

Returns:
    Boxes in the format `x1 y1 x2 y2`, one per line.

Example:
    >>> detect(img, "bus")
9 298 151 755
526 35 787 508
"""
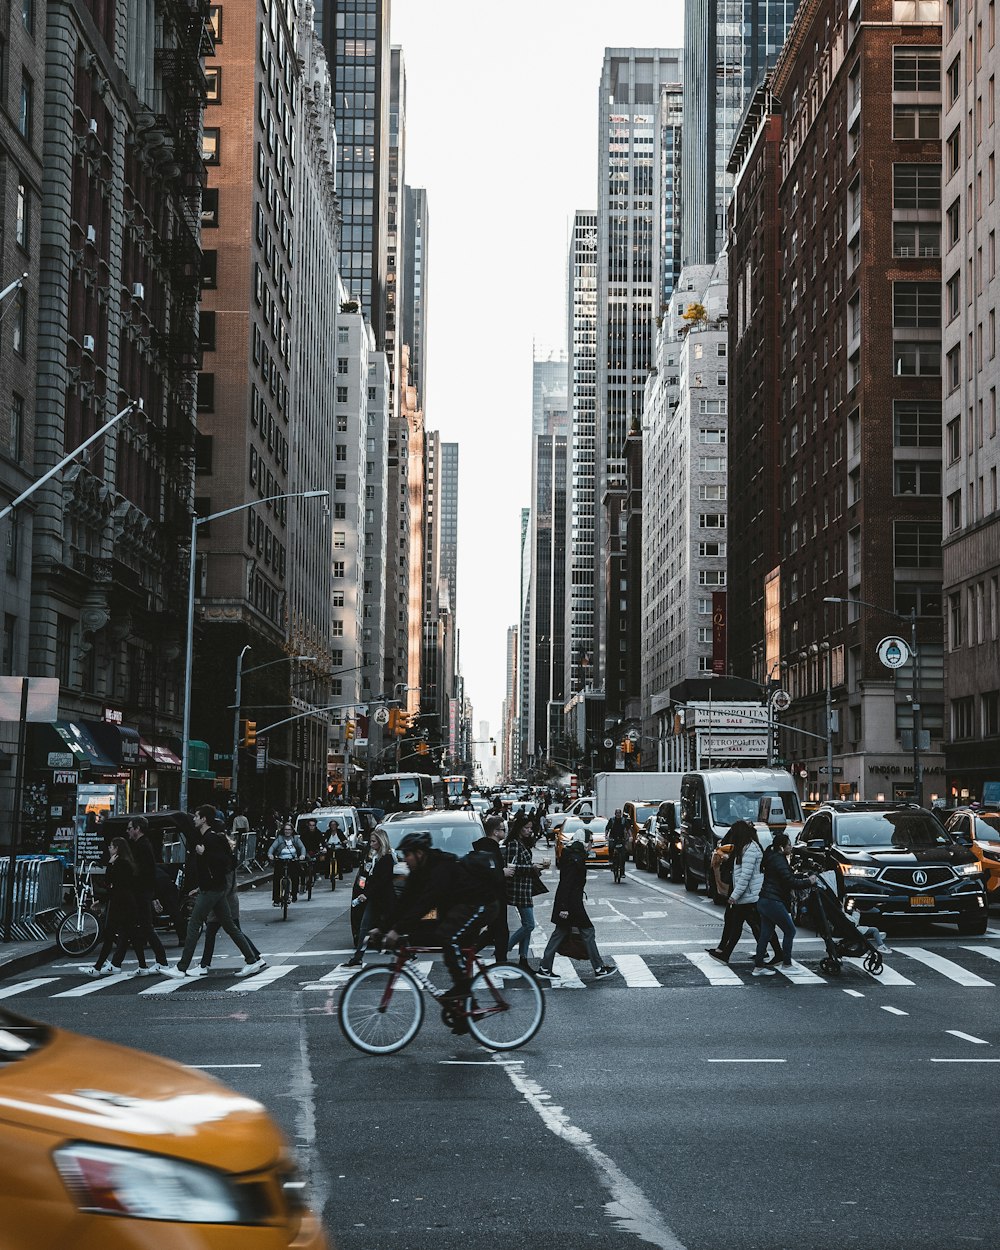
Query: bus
441 775 469 807
368 772 434 815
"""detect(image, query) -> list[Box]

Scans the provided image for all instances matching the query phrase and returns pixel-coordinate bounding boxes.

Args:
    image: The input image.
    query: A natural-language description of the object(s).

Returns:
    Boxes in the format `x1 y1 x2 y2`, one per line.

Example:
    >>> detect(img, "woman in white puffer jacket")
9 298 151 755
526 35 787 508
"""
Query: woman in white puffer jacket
706 820 781 964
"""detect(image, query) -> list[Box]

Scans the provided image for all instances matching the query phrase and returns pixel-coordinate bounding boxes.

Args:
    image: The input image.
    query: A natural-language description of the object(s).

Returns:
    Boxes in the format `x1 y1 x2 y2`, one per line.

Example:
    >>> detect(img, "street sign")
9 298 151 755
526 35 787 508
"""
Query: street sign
770 689 792 713
818 766 844 776
256 746 267 773
52 770 78 785
47 752 75 769
876 636 909 669
213 753 233 761
603 737 614 749
373 706 390 726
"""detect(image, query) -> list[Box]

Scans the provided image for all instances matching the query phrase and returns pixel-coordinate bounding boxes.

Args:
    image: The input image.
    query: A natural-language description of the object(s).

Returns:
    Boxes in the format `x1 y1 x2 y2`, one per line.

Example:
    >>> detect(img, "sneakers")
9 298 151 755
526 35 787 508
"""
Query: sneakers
706 948 729 964
84 965 111 978
535 966 560 980
517 957 533 972
109 966 135 979
765 953 784 966
153 963 172 975
134 966 158 977
159 964 188 978
593 965 618 980
190 966 209 977
875 943 893 955
781 962 794 969
751 965 777 977
344 955 363 968
235 958 267 978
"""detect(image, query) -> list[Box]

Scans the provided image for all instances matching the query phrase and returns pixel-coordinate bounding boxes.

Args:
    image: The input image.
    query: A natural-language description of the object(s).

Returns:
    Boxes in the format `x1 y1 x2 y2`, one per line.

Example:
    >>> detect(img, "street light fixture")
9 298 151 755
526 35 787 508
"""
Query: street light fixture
824 595 922 806
179 489 329 810
231 651 317 799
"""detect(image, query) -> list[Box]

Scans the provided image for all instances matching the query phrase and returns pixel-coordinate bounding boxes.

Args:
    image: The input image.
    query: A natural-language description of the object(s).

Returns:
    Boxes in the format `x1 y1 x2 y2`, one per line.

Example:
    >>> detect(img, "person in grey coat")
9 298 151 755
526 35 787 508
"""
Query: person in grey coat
706 820 781 965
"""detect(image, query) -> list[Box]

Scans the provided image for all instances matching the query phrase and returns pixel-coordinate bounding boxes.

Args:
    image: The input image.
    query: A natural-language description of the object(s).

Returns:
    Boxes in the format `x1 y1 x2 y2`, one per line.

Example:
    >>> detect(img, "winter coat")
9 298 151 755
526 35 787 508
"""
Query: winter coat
550 844 592 929
190 829 236 892
728 841 764 907
129 833 159 898
103 857 142 927
759 846 809 908
390 848 460 931
356 851 396 929
472 836 508 907
504 836 536 908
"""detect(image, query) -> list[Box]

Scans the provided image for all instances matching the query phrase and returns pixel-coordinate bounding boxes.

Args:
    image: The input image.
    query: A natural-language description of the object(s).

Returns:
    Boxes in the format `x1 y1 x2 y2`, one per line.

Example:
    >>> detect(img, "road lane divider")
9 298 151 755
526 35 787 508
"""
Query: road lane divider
880 1006 909 1016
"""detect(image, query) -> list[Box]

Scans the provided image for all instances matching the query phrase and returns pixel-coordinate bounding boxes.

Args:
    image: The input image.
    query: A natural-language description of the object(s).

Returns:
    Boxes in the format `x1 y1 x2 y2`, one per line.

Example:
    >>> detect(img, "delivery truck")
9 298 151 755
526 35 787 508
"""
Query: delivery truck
593 772 684 818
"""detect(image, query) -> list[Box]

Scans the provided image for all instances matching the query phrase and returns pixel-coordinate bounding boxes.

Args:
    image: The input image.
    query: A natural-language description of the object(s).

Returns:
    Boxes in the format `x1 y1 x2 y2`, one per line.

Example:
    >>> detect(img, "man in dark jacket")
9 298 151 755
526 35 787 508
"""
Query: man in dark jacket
126 816 169 970
162 805 266 979
473 816 514 963
373 830 498 995
536 840 616 982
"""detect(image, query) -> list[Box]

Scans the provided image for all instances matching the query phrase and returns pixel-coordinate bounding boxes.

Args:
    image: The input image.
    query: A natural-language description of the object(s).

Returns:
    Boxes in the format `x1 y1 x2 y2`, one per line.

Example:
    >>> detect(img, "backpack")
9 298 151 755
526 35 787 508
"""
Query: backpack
453 848 500 901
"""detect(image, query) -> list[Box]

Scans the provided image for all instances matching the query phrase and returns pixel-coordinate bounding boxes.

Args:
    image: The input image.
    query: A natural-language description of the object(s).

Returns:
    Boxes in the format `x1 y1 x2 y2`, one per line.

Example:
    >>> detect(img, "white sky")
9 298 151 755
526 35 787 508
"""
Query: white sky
390 1 686 740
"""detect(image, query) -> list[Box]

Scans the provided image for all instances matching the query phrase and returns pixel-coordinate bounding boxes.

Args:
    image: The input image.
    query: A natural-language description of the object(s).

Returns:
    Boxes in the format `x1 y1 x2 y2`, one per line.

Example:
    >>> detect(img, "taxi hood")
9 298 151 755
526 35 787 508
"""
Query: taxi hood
0 1016 285 1174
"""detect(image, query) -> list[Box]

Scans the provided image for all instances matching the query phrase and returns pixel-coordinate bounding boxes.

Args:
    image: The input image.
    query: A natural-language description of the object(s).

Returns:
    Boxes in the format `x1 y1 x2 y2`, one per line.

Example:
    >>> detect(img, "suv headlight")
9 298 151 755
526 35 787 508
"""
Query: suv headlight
54 1143 246 1223
955 862 982 876
839 864 880 878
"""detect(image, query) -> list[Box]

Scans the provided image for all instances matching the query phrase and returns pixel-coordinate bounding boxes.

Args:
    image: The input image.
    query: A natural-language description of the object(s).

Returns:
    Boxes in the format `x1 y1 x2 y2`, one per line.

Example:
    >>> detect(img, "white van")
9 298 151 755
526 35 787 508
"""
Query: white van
679 768 803 899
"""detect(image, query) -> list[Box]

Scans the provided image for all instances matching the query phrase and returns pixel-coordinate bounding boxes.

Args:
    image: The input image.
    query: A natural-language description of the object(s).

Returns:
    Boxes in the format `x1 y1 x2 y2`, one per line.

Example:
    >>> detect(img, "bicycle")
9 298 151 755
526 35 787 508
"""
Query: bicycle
271 859 300 921
611 842 627 884
338 940 545 1055
300 854 319 902
57 861 102 956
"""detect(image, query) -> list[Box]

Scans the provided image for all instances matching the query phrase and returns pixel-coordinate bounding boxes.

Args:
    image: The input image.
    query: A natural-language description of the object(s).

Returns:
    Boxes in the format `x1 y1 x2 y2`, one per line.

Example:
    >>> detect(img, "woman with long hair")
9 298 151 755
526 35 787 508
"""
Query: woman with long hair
85 836 151 977
752 831 815 975
504 816 550 972
706 820 781 965
345 827 395 967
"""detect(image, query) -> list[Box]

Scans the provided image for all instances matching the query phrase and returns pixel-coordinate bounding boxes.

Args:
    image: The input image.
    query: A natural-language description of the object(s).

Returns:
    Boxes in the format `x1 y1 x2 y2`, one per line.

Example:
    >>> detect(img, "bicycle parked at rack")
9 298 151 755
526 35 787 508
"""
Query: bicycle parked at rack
338 939 545 1055
57 861 103 956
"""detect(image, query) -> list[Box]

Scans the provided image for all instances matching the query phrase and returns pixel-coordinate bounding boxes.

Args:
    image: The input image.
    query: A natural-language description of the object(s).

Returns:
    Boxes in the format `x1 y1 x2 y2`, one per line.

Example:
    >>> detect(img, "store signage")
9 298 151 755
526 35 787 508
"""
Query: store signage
698 731 768 759
102 707 124 724
47 752 75 769
686 703 768 729
53 770 78 785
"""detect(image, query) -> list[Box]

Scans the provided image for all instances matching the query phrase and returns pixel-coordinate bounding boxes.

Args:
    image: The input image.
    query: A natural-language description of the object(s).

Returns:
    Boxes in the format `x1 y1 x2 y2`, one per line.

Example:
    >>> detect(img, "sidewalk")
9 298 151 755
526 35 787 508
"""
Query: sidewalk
0 864 276 980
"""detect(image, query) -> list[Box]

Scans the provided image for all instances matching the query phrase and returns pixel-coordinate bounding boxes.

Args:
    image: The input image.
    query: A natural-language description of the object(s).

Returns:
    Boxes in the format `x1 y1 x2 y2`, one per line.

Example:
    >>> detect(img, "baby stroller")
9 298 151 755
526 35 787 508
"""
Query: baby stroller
792 849 885 977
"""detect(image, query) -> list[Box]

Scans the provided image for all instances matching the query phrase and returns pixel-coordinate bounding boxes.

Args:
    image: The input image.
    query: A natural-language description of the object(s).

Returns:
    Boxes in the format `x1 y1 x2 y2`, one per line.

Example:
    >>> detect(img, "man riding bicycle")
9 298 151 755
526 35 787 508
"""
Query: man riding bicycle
607 809 628 880
369 830 500 1030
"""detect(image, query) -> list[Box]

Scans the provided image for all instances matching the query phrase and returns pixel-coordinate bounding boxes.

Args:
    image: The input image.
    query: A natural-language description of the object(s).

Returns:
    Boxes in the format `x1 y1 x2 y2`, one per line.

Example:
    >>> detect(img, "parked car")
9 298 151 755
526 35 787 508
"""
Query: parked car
943 808 1000 900
794 801 988 935
555 816 609 867
651 800 684 881
622 801 662 858
632 815 659 872
0 1009 327 1249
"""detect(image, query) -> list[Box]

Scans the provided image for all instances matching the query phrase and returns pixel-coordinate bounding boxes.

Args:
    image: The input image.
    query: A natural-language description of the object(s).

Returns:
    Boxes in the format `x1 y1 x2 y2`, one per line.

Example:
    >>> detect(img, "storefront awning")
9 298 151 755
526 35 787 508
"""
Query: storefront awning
139 738 183 770
188 739 215 781
89 721 142 768
51 721 119 772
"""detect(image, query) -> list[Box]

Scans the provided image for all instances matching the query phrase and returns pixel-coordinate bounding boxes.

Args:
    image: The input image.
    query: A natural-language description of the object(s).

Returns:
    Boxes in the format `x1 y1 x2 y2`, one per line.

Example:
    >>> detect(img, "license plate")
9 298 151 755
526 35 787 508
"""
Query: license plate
587 851 597 859
910 895 935 907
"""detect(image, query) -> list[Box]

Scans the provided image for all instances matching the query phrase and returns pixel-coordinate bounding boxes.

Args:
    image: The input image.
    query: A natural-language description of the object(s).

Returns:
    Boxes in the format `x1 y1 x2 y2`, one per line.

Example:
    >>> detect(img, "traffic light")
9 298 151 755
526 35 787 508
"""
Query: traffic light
388 708 402 736
244 719 257 747
398 710 413 735
416 741 429 755
344 720 355 742
621 738 633 754
492 739 497 756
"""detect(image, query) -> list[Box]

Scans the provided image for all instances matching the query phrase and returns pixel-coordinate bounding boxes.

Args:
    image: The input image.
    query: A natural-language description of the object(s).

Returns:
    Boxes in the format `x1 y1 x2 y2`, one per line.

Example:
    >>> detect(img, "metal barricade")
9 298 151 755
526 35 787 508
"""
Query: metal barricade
0 856 66 934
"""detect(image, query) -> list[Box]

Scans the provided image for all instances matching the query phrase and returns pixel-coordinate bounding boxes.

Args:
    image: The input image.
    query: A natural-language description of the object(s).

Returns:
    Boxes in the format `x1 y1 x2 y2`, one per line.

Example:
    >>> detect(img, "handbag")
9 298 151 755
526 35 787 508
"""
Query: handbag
530 867 549 896
556 929 588 961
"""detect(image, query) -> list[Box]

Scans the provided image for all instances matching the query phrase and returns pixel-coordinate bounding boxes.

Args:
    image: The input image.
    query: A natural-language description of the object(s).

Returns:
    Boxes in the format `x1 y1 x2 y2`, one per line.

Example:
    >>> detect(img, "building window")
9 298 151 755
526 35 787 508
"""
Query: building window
893 221 940 257
893 47 942 90
894 461 941 495
202 127 220 164
698 541 726 557
698 570 726 586
2 615 14 675
983 691 1000 737
946 273 961 321
336 415 348 432
335 474 346 490
11 290 25 356
894 400 942 446
204 67 221 103
15 178 28 250
893 282 941 327
332 591 344 606
698 484 726 500
55 615 72 685
947 490 962 531
894 520 943 567
893 0 942 21
332 620 344 637
952 696 975 739
947 417 961 462
333 531 346 549
18 73 31 136
335 444 347 461
201 187 219 229
698 428 726 443
893 106 941 139
201 250 218 288
195 433 213 475
199 311 216 353
893 163 942 208
4 513 18 575
337 357 349 374
8 393 23 461
333 561 345 578
336 386 348 403
334 502 346 519
196 373 215 412
894 340 941 375
700 513 726 528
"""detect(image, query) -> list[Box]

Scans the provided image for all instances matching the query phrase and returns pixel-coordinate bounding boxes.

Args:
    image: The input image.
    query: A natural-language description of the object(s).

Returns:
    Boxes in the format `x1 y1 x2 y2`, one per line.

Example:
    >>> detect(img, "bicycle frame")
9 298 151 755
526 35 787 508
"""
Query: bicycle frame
377 944 506 1021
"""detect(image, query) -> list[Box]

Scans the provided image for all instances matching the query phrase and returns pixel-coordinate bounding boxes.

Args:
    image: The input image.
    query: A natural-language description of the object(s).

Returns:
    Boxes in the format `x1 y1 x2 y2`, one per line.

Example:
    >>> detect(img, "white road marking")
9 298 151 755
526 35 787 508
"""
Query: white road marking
138 975 190 995
683 951 743 986
550 955 586 988
842 989 865 998
438 1060 496 1065
614 954 661 987
843 957 915 986
775 960 826 985
227 964 297 991
51 971 136 997
495 1057 687 1250
706 1058 786 1063
901 947 995 987
881 1006 909 1016
186 1063 263 1069
0 977 59 998
929 1058 1000 1063
963 944 1000 965
946 1030 990 1045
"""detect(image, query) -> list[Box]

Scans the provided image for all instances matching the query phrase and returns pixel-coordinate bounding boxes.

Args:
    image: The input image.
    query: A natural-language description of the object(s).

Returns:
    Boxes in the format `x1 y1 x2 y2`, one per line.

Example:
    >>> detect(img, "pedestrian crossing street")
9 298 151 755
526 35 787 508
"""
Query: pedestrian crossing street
3 943 1000 1000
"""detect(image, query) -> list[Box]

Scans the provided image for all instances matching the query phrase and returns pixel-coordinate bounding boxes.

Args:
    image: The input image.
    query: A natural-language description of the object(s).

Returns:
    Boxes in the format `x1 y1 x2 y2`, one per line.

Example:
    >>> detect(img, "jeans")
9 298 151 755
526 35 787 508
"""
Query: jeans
177 888 257 972
541 923 604 973
202 883 259 967
507 905 536 960
719 901 781 960
755 897 796 966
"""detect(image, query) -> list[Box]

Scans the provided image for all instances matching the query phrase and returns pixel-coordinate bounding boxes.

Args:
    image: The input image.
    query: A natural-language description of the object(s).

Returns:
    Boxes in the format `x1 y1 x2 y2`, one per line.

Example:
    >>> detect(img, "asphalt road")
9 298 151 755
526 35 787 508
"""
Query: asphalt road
4 866 997 1249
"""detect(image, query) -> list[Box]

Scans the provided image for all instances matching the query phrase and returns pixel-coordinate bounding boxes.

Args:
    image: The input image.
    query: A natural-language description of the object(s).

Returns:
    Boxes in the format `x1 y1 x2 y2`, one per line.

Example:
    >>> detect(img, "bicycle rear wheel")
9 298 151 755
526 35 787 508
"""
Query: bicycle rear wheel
58 910 100 956
305 866 314 901
339 966 424 1054
466 963 544 1051
280 875 290 921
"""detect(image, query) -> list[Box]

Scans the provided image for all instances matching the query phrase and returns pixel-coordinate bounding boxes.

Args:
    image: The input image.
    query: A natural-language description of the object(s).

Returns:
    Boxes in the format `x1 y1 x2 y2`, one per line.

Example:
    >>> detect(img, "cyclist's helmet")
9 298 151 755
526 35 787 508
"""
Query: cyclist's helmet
397 830 433 854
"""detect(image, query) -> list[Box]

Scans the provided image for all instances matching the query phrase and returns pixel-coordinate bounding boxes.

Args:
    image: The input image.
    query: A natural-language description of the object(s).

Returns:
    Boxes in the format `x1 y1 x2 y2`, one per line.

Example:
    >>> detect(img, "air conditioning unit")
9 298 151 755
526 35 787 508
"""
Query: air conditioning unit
82 334 96 353
132 282 145 300
88 118 98 136
86 225 96 244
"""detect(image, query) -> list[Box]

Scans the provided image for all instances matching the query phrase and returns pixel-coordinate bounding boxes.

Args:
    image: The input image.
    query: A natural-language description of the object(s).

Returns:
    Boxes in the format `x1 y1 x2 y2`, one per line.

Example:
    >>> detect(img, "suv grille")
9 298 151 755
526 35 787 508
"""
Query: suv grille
880 866 953 889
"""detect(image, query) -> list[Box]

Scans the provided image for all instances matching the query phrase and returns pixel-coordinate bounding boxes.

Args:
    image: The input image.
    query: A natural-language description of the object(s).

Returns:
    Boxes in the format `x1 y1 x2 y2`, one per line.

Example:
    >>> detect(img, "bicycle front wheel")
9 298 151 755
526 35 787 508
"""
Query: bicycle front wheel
466 963 544 1051
339 966 424 1055
58 910 100 956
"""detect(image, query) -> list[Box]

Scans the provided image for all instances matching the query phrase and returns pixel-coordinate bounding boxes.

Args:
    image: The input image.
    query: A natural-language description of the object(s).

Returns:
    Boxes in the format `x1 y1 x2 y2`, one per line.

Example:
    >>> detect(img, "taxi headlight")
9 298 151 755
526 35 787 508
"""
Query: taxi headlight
955 862 982 876
54 1143 245 1223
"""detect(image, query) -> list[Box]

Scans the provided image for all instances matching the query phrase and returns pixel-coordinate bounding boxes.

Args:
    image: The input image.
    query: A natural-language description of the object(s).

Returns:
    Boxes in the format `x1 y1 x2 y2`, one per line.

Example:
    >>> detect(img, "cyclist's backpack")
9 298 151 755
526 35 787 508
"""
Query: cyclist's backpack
453 848 500 901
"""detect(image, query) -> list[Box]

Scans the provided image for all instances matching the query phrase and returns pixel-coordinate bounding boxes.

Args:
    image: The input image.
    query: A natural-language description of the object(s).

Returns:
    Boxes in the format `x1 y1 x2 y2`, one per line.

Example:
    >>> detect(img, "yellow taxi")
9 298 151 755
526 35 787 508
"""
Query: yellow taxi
556 816 609 866
944 808 1000 897
0 1008 328 1249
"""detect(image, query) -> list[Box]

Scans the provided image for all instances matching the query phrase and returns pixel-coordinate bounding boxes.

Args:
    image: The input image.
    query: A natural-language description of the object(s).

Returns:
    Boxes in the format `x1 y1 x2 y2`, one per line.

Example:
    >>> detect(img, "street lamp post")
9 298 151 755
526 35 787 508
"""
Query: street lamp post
824 596 922 806
179 489 329 812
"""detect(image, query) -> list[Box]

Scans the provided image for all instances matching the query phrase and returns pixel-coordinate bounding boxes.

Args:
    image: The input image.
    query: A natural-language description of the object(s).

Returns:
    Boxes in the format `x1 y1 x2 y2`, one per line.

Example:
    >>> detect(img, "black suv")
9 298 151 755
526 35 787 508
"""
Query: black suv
794 802 988 935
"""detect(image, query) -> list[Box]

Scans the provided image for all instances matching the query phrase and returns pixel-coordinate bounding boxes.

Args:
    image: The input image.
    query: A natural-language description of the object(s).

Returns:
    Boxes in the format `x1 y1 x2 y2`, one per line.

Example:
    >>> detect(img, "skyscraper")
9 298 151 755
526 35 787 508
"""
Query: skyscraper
531 348 568 437
401 185 429 410
596 48 682 706
681 0 800 266
528 421 569 763
565 211 598 697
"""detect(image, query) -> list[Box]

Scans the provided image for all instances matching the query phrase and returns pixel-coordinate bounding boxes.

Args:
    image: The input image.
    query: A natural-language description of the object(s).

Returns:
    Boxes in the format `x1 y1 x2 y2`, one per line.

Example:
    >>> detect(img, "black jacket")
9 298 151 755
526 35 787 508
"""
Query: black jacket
607 815 626 847
130 833 158 897
189 828 235 892
759 846 809 908
358 851 396 928
550 844 592 928
472 836 507 905
390 848 459 931
104 857 141 924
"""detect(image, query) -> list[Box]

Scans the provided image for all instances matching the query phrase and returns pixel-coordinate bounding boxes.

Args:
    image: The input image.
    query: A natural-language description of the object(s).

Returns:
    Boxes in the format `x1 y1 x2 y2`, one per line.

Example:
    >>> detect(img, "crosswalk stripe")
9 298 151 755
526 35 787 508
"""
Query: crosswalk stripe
614 954 661 987
0 977 59 998
51 971 137 997
138 975 189 996
963 945 1000 965
843 957 915 986
901 947 995 987
227 964 297 992
551 955 585 987
683 951 743 986
775 960 826 985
